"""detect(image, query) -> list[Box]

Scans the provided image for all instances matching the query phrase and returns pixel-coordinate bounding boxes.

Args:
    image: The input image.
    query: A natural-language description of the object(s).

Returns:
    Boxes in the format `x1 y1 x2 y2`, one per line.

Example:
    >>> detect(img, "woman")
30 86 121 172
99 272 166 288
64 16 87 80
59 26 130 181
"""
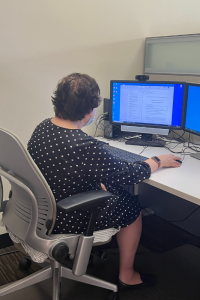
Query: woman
28 73 182 290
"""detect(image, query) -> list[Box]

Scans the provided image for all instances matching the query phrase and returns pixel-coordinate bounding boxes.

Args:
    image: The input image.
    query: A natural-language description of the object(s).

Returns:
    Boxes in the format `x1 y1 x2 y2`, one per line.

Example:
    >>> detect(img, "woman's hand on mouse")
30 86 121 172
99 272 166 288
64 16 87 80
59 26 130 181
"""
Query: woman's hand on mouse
158 154 182 168
146 154 182 173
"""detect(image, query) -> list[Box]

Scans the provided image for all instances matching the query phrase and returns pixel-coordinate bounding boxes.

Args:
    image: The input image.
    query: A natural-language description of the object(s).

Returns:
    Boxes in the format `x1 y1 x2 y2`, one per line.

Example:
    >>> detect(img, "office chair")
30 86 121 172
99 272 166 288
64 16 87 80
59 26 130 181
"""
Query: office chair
0 127 119 300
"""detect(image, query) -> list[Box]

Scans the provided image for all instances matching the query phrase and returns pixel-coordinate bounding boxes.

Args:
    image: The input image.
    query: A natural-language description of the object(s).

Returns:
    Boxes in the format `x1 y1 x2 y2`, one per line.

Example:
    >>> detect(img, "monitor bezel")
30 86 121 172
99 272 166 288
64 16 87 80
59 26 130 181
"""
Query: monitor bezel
109 80 187 130
184 82 200 137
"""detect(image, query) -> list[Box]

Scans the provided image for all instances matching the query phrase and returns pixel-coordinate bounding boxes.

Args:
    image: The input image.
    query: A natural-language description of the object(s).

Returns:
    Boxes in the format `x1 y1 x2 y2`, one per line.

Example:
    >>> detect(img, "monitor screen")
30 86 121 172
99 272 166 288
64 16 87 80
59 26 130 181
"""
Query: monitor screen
110 81 187 130
185 84 200 137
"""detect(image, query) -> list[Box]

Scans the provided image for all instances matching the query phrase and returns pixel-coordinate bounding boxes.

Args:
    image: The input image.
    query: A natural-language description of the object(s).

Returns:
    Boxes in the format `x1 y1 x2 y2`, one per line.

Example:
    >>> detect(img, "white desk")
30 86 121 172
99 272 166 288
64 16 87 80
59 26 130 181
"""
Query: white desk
98 138 200 206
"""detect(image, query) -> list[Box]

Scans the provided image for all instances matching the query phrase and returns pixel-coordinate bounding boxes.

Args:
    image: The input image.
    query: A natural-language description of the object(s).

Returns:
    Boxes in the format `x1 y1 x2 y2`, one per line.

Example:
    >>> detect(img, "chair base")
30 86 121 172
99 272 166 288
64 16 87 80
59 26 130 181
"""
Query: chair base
0 260 118 300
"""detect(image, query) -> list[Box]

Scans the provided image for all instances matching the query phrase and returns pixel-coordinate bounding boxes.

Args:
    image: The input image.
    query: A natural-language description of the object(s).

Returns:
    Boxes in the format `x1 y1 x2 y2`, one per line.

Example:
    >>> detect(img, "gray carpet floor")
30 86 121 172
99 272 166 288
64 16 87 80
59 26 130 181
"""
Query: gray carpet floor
1 243 200 300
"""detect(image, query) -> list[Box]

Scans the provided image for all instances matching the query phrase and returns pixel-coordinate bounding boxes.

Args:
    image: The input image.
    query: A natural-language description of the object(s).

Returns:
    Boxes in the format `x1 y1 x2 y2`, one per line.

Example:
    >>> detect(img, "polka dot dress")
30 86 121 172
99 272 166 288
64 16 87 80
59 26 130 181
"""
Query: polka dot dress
27 119 151 234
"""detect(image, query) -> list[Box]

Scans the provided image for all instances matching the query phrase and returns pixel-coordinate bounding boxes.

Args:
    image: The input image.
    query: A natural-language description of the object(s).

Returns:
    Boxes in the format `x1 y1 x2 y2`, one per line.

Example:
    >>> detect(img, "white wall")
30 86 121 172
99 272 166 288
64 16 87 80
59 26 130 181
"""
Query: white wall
1 0 200 63
0 38 144 142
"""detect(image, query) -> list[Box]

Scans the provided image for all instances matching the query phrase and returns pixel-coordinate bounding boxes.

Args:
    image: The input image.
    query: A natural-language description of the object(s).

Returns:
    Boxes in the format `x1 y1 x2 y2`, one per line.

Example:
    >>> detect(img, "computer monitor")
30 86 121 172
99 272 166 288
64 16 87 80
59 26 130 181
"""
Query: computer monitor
184 83 200 160
110 80 187 147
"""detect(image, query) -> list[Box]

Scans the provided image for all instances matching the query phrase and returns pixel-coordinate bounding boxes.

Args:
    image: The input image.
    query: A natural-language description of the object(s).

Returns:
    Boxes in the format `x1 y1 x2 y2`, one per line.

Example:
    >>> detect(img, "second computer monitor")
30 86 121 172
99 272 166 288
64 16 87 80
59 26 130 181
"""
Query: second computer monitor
184 83 200 160
185 83 200 137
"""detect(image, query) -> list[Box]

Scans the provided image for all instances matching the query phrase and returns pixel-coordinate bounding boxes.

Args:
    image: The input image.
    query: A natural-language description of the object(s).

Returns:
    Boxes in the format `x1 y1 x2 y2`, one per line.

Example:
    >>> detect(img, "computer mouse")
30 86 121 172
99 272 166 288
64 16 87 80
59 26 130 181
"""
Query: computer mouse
176 160 182 164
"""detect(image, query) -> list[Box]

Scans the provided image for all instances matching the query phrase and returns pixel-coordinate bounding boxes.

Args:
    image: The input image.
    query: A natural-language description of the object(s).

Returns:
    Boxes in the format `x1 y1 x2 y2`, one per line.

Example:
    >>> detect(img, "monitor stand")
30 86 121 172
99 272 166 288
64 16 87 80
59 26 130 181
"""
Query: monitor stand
190 153 200 160
125 133 166 147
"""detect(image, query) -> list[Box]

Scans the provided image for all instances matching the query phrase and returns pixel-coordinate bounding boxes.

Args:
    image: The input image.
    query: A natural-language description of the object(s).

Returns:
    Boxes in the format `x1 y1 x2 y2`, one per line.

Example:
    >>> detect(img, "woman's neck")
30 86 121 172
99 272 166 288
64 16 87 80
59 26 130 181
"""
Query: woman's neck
51 117 84 129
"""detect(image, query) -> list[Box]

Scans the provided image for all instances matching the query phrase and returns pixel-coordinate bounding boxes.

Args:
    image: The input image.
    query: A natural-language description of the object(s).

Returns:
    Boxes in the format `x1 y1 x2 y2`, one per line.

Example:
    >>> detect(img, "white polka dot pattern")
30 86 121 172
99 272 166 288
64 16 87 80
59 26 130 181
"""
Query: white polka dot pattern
27 119 151 234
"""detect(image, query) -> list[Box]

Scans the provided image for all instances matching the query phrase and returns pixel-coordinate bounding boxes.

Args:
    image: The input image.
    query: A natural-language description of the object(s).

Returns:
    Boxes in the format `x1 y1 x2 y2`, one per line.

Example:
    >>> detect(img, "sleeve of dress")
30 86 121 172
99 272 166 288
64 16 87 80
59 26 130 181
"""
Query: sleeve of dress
77 138 151 185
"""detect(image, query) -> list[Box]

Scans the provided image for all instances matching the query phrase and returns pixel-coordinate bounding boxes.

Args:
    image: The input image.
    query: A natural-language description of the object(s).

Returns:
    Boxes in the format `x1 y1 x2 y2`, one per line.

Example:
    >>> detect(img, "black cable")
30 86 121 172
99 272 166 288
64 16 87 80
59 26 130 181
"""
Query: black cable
94 113 107 137
138 146 148 155
94 117 200 157
167 206 200 223
170 131 200 153
170 130 187 142
150 130 200 158
141 206 200 223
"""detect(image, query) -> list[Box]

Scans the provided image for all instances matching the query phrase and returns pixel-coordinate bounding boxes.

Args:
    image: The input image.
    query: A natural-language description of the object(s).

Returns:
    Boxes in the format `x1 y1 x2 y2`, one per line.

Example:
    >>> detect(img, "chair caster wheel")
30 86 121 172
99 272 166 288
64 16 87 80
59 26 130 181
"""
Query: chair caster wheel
19 257 32 270
106 291 119 300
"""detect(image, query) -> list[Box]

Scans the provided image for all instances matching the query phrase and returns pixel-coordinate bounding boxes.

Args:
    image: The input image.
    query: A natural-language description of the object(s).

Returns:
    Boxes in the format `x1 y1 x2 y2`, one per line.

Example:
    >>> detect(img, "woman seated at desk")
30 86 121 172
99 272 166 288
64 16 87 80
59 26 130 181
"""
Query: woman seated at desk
28 73 181 290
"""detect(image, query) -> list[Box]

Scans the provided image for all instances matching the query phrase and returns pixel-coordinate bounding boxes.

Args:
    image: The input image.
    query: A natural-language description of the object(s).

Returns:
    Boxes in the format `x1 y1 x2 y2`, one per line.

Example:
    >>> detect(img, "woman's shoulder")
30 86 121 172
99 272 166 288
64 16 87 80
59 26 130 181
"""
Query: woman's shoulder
32 118 51 131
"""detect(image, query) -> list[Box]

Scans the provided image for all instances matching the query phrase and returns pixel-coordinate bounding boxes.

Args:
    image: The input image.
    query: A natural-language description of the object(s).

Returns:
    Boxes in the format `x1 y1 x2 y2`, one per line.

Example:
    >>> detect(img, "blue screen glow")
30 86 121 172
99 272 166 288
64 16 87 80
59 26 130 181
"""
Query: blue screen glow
185 85 200 135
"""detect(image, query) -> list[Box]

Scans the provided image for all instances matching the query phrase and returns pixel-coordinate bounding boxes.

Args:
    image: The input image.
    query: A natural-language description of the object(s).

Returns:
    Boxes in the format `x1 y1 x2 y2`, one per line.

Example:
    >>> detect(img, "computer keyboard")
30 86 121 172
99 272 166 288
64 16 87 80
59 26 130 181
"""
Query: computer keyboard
103 144 148 164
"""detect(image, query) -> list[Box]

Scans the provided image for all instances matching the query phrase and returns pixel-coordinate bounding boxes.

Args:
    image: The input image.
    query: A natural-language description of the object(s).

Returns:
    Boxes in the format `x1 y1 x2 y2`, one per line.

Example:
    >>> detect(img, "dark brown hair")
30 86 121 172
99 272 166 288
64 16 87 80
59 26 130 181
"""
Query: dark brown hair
51 73 101 121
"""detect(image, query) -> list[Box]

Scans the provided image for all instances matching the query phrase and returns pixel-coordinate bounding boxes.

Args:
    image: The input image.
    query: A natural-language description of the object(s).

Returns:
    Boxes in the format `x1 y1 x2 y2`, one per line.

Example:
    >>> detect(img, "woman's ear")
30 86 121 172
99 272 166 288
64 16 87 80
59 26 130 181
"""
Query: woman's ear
86 109 95 119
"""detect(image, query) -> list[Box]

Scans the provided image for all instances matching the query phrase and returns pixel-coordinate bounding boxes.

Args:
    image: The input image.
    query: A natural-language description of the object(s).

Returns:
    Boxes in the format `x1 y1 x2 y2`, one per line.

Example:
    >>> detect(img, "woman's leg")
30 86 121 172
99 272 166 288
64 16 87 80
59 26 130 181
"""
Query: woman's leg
116 213 142 285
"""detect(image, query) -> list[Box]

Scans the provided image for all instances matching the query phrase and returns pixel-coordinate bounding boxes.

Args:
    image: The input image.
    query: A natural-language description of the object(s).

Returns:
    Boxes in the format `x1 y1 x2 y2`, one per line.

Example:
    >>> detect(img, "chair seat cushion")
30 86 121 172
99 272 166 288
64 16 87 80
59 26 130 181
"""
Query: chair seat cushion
51 227 120 244
0 220 120 263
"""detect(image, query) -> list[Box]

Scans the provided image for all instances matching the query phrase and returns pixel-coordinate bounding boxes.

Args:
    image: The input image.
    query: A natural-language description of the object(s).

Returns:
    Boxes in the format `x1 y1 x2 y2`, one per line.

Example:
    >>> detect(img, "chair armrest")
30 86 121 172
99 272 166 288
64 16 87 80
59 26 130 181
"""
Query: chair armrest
57 190 111 212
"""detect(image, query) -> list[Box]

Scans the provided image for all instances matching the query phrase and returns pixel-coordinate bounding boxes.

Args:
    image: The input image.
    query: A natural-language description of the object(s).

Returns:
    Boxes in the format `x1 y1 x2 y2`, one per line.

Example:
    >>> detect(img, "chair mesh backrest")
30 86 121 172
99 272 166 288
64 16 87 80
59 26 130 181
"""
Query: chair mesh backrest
0 127 56 240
